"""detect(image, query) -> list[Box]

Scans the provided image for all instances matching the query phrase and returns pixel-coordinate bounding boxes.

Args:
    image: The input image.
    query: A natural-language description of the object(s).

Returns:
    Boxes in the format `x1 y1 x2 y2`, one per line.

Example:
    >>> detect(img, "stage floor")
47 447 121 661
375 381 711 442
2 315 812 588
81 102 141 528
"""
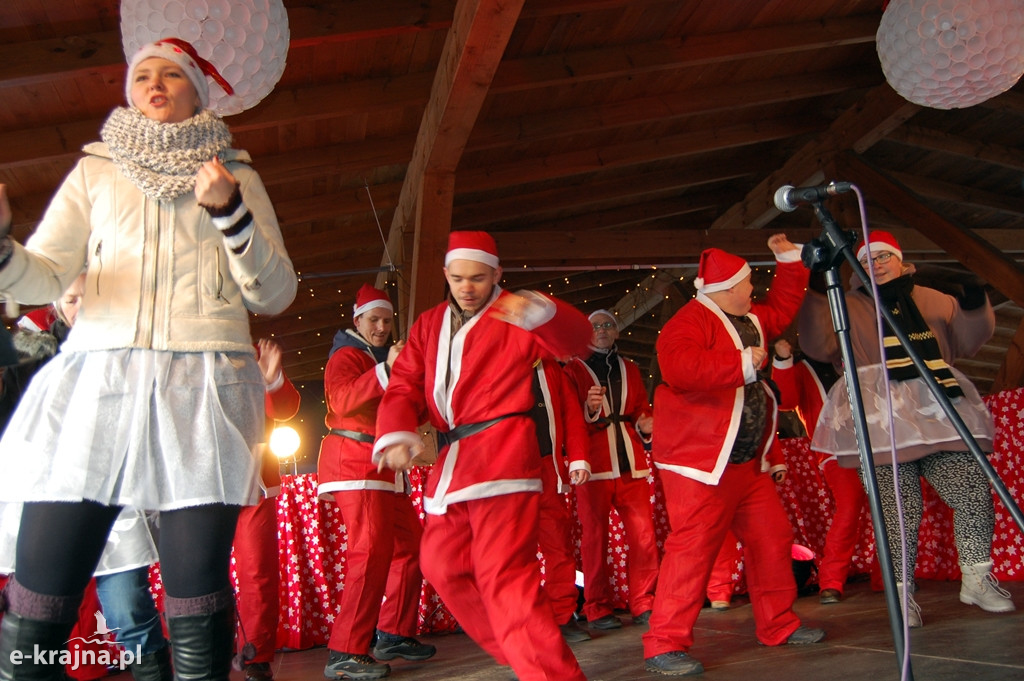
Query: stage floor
233 578 1022 681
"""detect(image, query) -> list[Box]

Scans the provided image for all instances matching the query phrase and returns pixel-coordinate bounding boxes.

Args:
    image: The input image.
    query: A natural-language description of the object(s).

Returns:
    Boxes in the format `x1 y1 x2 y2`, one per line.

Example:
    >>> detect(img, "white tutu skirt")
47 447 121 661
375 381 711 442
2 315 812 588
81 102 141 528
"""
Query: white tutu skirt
0 349 264 510
811 363 994 466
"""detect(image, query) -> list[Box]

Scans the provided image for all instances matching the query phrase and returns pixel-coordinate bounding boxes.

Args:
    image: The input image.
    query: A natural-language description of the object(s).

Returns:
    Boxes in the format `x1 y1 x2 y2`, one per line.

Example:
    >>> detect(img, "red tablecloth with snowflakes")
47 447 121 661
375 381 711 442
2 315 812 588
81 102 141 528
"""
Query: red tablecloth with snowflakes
201 388 1024 649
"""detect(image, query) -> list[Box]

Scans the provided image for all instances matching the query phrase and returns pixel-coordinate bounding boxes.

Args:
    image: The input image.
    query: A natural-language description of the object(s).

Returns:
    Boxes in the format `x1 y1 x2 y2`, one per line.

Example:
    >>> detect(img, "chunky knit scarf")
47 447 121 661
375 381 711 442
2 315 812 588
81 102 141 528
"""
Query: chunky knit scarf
101 107 233 201
869 274 963 399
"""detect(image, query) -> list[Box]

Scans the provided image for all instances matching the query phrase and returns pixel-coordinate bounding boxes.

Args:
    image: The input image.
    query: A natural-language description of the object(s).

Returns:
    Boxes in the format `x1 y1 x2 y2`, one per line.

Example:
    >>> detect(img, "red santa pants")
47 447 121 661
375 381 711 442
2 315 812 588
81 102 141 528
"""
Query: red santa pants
818 460 868 594
537 464 581 625
420 493 586 681
327 490 423 654
575 474 659 621
642 460 800 658
233 496 280 663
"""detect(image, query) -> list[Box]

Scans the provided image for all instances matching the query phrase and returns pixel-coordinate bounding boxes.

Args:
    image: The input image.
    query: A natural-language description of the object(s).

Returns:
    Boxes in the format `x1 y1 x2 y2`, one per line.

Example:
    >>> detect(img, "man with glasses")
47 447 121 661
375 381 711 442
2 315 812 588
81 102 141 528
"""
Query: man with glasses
564 310 659 631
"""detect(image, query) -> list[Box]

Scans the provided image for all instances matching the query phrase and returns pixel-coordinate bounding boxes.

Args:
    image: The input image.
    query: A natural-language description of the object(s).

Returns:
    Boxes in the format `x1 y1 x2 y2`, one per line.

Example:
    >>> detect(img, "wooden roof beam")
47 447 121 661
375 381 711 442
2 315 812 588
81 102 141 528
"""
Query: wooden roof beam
709 84 920 232
377 0 527 329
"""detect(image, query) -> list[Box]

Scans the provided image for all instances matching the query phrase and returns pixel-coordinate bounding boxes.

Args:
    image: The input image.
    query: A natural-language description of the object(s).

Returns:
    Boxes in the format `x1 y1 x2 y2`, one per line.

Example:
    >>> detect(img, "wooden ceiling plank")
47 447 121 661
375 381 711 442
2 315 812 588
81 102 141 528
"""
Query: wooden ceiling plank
0 0 456 89
990 318 1024 394
489 14 880 92
709 84 920 232
884 125 1024 172
836 153 1024 309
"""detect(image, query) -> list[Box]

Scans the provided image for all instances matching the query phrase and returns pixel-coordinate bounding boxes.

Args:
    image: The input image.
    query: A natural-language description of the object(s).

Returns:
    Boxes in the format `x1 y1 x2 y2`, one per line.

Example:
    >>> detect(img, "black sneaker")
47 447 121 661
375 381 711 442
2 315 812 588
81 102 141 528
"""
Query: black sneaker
588 614 623 630
559 616 592 643
323 651 390 679
645 651 704 676
633 610 652 626
371 632 437 662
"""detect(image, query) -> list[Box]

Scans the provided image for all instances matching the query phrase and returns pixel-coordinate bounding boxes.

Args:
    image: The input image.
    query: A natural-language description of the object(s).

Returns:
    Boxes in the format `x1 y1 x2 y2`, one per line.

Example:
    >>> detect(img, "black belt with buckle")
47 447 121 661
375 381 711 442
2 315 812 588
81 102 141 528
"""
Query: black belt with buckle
328 428 374 444
437 412 530 449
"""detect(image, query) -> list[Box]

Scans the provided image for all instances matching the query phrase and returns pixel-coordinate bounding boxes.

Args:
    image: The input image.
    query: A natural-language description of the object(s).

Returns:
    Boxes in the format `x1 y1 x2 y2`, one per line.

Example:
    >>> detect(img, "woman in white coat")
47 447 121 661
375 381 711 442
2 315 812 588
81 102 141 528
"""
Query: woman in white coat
0 37 295 681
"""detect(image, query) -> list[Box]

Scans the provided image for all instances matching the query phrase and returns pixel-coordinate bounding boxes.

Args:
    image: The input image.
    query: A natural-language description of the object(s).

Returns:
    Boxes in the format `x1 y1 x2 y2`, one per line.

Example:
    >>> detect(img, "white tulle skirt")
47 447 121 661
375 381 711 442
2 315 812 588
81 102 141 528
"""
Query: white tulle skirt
811 363 994 466
0 348 264 510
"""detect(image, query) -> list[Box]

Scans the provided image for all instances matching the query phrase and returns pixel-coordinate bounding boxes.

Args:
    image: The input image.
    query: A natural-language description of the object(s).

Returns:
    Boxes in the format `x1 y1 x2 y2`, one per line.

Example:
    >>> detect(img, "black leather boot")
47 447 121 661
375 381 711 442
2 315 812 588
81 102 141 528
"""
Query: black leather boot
0 613 76 681
0 579 81 681
129 644 174 681
165 606 234 681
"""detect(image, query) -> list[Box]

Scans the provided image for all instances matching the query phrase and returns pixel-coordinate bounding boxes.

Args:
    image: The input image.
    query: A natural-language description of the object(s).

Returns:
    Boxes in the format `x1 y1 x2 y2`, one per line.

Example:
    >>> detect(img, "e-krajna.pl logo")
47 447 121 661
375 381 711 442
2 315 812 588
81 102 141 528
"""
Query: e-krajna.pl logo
6 610 142 671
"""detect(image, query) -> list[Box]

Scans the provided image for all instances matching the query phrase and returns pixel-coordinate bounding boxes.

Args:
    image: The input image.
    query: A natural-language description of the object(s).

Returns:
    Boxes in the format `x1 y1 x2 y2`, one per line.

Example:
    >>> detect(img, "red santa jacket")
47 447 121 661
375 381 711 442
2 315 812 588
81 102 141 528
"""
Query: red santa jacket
772 356 833 466
653 258 808 484
536 357 591 492
373 288 591 515
261 372 301 497
564 351 652 480
318 330 406 496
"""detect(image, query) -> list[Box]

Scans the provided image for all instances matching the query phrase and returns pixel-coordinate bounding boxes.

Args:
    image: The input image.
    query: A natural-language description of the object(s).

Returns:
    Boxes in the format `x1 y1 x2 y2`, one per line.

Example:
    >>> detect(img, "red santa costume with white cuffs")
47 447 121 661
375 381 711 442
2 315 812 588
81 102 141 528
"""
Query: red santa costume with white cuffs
316 284 431 672
643 243 816 670
772 349 865 601
373 231 591 681
564 315 659 625
233 353 301 675
534 356 591 637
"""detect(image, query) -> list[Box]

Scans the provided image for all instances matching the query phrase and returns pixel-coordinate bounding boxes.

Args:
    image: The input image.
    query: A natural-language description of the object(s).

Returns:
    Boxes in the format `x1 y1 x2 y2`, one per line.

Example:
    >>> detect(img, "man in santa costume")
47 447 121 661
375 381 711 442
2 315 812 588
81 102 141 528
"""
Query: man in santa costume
318 284 435 680
771 336 866 605
233 338 301 681
643 235 824 676
533 356 592 643
374 231 592 681
564 310 658 630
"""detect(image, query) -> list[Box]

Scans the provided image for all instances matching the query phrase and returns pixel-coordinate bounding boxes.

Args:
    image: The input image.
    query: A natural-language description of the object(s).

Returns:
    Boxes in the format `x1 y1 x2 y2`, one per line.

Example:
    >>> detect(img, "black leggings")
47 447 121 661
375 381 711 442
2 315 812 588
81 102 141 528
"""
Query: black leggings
15 501 240 599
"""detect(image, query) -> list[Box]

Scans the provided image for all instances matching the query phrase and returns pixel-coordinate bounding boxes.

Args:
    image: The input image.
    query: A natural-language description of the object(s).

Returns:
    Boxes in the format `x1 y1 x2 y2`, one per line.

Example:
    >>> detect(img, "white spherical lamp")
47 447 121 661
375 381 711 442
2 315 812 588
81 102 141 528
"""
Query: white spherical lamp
876 0 1024 109
120 0 289 116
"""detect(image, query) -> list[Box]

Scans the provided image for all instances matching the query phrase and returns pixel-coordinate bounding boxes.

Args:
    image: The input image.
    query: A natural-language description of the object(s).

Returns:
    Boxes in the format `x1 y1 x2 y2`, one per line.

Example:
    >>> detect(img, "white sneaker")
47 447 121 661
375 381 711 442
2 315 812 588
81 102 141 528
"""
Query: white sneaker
960 561 1016 613
897 582 923 628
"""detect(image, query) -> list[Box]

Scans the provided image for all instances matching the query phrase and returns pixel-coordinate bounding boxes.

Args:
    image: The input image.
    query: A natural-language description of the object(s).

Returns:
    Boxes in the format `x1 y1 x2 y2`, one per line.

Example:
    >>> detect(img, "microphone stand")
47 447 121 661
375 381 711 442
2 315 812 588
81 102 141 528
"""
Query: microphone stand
801 203 910 678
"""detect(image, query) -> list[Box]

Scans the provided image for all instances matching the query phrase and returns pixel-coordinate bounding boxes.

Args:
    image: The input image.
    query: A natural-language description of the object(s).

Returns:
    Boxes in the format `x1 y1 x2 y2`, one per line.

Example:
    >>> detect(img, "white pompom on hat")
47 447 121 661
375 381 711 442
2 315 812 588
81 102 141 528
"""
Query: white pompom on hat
352 283 393 318
445 231 500 269
855 230 903 263
125 37 234 110
694 247 752 294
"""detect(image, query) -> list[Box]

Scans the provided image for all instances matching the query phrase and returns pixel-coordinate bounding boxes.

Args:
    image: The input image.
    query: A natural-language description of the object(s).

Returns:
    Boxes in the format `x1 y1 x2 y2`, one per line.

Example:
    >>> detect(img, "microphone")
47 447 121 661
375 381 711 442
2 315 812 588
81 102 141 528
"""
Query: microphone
773 181 854 212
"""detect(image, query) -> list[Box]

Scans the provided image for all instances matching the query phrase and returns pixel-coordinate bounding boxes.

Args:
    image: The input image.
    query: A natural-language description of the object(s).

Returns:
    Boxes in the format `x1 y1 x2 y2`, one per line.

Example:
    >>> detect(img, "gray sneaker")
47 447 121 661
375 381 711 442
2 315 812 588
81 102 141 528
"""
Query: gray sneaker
324 651 390 680
645 651 704 676
371 632 437 661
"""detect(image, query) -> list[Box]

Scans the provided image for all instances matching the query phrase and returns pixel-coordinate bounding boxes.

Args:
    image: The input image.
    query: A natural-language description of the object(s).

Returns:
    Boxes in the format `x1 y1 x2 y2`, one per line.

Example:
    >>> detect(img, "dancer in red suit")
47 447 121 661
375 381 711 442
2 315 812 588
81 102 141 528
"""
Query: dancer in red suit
534 356 592 643
375 231 591 681
318 284 435 680
771 337 865 605
704 433 788 612
643 235 824 676
564 310 658 630
232 338 301 681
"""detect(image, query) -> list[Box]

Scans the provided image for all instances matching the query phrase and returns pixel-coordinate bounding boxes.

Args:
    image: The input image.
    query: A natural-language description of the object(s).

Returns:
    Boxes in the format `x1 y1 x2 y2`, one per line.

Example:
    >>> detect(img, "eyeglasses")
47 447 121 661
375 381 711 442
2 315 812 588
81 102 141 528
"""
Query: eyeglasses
860 251 895 267
592 322 616 330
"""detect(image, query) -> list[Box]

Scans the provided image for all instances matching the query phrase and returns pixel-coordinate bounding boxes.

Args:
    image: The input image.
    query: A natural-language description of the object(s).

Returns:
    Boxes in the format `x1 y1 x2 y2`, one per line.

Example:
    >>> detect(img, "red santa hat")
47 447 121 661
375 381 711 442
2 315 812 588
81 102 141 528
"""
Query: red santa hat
444 231 500 269
855 230 902 263
694 248 752 294
125 38 234 111
352 283 393 318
